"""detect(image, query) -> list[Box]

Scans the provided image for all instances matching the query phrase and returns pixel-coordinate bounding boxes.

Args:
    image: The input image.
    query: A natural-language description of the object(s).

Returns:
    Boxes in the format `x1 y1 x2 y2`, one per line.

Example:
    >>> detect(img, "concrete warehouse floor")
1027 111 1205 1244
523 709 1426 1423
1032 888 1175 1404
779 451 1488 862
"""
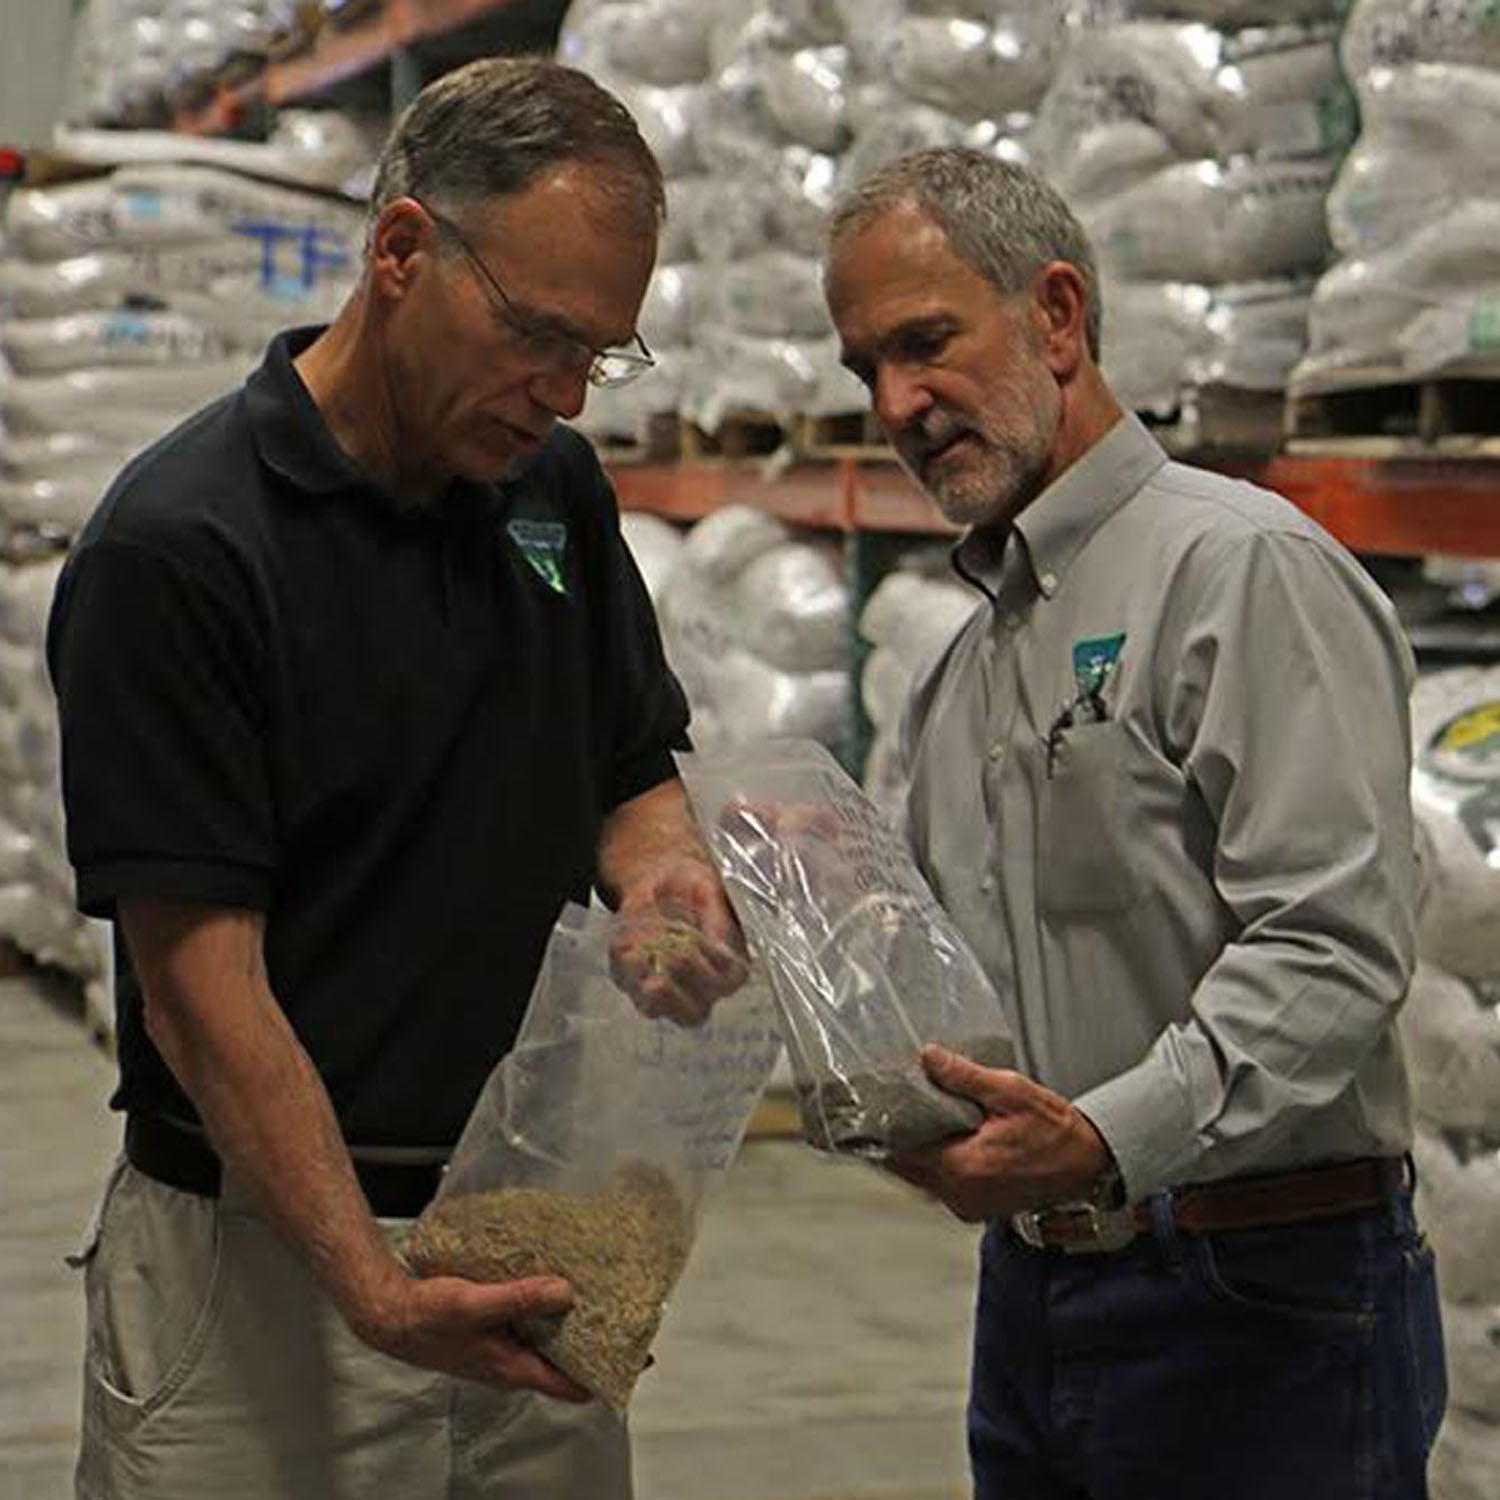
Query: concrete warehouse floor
0 973 978 1500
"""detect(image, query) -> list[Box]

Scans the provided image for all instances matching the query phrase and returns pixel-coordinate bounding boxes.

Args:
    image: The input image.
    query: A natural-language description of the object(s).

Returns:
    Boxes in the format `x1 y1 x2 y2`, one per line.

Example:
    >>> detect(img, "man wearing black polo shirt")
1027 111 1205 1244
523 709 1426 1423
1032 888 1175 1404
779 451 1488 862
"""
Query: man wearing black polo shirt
48 58 738 1500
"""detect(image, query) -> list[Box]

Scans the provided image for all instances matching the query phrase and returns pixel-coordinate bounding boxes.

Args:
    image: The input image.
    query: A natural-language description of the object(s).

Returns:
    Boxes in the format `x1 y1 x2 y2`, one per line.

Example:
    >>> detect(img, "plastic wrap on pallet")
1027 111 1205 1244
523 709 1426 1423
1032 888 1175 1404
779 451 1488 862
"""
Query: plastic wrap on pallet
1430 1410 1500 1500
1444 1299 1500 1419
1034 22 1353 203
734 541 849 673
5 163 363 262
638 263 704 351
877 9 1069 122
52 111 381 195
679 148 837 262
1080 156 1333 284
1325 64 1500 260
609 81 706 179
683 331 859 430
1409 667 1500 982
857 569 978 668
0 310 228 376
681 505 790 584
717 650 849 746
842 85 1032 190
1101 279 1311 415
1399 964 1500 1136
862 645 918 731
1413 1127 1500 1304
712 252 831 341
559 0 717 88
0 362 253 443
1297 205 1500 382
1342 0 1500 78
0 476 111 533
619 511 686 603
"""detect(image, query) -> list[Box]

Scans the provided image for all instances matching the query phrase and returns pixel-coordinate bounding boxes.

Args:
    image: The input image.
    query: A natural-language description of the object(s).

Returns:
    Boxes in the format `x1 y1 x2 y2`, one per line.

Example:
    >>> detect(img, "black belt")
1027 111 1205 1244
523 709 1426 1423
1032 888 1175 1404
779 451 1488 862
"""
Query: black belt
125 1111 448 1219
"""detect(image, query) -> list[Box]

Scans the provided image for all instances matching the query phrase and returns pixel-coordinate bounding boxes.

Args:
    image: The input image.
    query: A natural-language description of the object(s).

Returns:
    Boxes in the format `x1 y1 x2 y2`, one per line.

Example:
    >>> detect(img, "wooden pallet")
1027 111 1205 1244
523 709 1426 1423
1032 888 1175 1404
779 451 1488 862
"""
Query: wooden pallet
1141 384 1289 457
680 411 796 462
585 411 681 465
798 409 890 461
1287 366 1500 457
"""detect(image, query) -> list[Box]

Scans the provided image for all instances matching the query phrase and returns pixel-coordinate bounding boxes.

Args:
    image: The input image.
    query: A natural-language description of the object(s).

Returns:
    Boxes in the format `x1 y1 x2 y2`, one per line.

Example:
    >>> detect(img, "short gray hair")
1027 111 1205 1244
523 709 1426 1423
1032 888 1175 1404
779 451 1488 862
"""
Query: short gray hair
370 55 665 236
831 147 1102 360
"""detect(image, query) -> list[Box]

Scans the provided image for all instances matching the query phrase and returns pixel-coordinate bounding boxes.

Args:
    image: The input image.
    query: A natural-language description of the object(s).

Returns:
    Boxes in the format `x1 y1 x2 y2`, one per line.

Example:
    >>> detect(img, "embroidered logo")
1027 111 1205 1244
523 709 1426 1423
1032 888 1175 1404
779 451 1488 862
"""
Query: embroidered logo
1071 632 1126 702
506 518 569 595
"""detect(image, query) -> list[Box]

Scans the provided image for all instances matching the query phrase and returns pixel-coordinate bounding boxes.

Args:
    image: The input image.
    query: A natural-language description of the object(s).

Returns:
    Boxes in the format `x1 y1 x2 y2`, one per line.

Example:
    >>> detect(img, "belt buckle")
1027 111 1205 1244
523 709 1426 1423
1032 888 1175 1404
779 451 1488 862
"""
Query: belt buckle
1013 1200 1137 1254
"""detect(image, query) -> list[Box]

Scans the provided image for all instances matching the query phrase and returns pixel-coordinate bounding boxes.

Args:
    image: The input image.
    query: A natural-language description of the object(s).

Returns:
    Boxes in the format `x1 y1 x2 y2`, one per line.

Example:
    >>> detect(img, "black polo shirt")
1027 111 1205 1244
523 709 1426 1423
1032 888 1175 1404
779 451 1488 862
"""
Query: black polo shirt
48 327 689 1148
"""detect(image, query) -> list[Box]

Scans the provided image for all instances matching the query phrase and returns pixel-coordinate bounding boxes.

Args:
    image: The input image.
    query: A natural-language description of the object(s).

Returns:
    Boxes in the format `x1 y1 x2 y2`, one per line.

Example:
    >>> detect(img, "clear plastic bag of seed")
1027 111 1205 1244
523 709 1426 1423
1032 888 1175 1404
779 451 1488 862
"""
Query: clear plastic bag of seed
678 738 1015 1160
404 902 780 1410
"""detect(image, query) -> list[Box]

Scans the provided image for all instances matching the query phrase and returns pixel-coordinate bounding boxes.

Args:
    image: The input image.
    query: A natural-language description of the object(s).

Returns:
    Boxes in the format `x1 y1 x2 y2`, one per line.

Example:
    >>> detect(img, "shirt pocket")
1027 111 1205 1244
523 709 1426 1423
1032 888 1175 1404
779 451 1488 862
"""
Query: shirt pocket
1038 720 1143 917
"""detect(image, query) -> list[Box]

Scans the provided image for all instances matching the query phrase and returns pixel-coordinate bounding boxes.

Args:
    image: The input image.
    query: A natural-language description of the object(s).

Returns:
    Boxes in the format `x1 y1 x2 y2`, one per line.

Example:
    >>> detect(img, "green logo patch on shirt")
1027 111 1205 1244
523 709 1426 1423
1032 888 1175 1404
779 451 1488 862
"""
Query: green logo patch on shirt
506 518 569 595
1072 632 1126 700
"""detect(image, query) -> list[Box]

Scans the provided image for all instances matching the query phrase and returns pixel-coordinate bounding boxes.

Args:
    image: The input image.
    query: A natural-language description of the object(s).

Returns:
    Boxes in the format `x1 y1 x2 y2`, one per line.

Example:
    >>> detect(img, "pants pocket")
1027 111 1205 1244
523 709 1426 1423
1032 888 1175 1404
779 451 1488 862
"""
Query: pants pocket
1192 1220 1375 1329
84 1165 225 1419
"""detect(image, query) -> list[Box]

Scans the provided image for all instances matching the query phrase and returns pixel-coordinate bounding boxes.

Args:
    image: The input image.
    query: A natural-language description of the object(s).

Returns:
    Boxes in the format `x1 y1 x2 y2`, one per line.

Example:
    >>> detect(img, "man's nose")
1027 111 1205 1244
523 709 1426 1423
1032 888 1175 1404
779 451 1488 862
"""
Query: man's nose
873 364 934 435
530 358 591 421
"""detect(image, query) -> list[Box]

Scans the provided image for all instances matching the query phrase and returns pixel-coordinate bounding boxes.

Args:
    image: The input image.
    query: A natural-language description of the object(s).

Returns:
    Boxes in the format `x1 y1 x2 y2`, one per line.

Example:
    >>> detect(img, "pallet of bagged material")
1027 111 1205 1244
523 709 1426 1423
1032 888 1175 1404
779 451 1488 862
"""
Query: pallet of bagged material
1140 384 1288 457
584 412 681 465
797 409 891 461
679 411 796 462
1286 363 1500 457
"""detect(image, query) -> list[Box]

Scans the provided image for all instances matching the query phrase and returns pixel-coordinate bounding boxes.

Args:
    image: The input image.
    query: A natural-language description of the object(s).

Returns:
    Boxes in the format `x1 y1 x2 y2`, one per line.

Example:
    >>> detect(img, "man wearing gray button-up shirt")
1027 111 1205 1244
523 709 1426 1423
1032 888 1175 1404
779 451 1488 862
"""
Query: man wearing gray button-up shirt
825 148 1444 1500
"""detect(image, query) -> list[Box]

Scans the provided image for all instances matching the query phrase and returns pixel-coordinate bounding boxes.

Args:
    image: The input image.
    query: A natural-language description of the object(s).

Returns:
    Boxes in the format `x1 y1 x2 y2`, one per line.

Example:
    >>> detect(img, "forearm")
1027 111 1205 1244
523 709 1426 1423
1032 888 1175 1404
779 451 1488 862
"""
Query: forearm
130 902 404 1337
596 777 712 907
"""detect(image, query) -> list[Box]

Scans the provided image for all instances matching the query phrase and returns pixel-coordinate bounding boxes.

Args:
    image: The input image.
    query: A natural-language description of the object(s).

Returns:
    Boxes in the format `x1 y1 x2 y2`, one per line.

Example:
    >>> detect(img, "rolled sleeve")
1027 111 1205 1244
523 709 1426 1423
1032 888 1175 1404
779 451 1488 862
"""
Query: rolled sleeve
48 539 277 918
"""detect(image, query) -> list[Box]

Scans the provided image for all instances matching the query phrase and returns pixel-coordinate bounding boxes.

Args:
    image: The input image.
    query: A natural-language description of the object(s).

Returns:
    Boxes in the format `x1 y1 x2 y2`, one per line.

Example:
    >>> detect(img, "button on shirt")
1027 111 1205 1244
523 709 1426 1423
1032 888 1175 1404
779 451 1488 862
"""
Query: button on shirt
899 414 1418 1201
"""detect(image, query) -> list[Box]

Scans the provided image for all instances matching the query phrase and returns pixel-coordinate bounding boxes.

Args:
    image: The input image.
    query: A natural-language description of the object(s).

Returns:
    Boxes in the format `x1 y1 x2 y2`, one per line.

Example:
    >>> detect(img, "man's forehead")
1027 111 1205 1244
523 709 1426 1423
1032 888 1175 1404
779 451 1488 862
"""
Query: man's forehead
828 208 984 332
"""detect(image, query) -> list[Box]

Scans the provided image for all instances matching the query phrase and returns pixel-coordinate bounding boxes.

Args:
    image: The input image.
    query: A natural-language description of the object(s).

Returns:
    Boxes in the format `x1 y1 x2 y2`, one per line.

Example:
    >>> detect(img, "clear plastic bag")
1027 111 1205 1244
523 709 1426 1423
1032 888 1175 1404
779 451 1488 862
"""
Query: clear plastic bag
680 739 1013 1158
405 903 779 1410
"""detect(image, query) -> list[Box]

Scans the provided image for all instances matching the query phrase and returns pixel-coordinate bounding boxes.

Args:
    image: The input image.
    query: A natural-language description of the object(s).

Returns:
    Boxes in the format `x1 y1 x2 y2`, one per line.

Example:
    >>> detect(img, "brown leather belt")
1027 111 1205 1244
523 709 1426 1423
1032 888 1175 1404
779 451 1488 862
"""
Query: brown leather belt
1011 1156 1409 1255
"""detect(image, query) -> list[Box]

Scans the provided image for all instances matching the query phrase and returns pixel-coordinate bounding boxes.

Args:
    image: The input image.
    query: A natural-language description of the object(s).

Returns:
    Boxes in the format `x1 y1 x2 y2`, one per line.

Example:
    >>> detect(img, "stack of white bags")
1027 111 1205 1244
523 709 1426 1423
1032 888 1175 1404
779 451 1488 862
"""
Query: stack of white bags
0 159 363 1001
1295 0 1500 386
557 0 716 444
1032 0 1350 417
683 1 861 429
622 504 851 753
1405 667 1500 1500
857 560 977 814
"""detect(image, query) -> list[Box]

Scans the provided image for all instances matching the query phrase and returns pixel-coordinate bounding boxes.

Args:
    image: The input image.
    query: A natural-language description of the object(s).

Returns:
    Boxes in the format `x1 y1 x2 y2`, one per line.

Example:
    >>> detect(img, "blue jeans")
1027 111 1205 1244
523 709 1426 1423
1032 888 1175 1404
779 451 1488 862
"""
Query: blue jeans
970 1187 1446 1500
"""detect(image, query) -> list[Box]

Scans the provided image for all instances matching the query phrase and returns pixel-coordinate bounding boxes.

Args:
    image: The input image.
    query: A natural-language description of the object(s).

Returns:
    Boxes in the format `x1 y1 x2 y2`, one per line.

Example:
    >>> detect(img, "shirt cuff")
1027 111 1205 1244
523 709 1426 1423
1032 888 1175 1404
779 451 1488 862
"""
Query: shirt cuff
76 857 274 920
606 746 684 813
1073 1056 1199 1204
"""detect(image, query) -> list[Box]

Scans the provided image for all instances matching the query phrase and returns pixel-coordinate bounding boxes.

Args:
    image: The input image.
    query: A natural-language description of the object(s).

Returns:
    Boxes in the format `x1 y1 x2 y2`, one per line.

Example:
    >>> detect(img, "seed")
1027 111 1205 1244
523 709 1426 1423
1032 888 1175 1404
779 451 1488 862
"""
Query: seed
405 1162 689 1409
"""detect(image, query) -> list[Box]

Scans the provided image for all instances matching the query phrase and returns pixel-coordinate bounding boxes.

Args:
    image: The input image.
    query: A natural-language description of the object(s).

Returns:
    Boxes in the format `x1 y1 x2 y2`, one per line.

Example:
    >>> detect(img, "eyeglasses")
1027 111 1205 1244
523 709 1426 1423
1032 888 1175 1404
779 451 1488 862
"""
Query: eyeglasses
416 200 655 390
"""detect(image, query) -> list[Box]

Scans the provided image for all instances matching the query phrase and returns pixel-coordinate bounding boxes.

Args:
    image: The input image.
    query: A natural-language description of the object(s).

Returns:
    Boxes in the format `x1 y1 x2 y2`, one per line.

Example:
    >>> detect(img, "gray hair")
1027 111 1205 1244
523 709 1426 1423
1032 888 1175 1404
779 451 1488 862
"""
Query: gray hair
369 55 665 237
831 147 1103 360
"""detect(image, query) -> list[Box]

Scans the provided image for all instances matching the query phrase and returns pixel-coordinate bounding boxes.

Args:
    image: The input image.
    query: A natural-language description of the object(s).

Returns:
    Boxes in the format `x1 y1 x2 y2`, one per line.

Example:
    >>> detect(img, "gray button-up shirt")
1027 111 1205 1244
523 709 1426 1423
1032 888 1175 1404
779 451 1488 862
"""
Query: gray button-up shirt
899 413 1418 1201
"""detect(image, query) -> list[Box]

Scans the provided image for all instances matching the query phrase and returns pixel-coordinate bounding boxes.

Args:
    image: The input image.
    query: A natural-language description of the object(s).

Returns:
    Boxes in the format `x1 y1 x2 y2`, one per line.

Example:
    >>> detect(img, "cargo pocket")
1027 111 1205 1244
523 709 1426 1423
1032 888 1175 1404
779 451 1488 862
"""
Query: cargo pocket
82 1165 225 1425
1037 721 1143 917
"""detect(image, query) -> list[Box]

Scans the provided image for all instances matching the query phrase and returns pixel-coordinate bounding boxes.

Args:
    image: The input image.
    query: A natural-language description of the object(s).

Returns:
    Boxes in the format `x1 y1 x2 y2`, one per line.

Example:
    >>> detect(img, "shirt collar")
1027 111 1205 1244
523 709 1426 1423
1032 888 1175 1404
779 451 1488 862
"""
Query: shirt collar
244 326 522 520
952 412 1168 601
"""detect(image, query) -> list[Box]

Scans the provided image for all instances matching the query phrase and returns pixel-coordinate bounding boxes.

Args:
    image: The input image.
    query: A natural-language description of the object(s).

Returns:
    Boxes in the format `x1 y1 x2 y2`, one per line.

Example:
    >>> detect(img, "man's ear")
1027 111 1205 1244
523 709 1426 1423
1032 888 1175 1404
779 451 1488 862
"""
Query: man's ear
368 197 433 303
1033 260 1091 380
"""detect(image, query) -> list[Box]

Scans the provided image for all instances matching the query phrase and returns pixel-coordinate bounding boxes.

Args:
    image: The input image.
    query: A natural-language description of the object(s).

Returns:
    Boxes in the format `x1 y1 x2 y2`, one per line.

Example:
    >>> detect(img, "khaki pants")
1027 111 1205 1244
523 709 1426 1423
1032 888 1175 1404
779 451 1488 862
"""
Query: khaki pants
72 1159 632 1500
